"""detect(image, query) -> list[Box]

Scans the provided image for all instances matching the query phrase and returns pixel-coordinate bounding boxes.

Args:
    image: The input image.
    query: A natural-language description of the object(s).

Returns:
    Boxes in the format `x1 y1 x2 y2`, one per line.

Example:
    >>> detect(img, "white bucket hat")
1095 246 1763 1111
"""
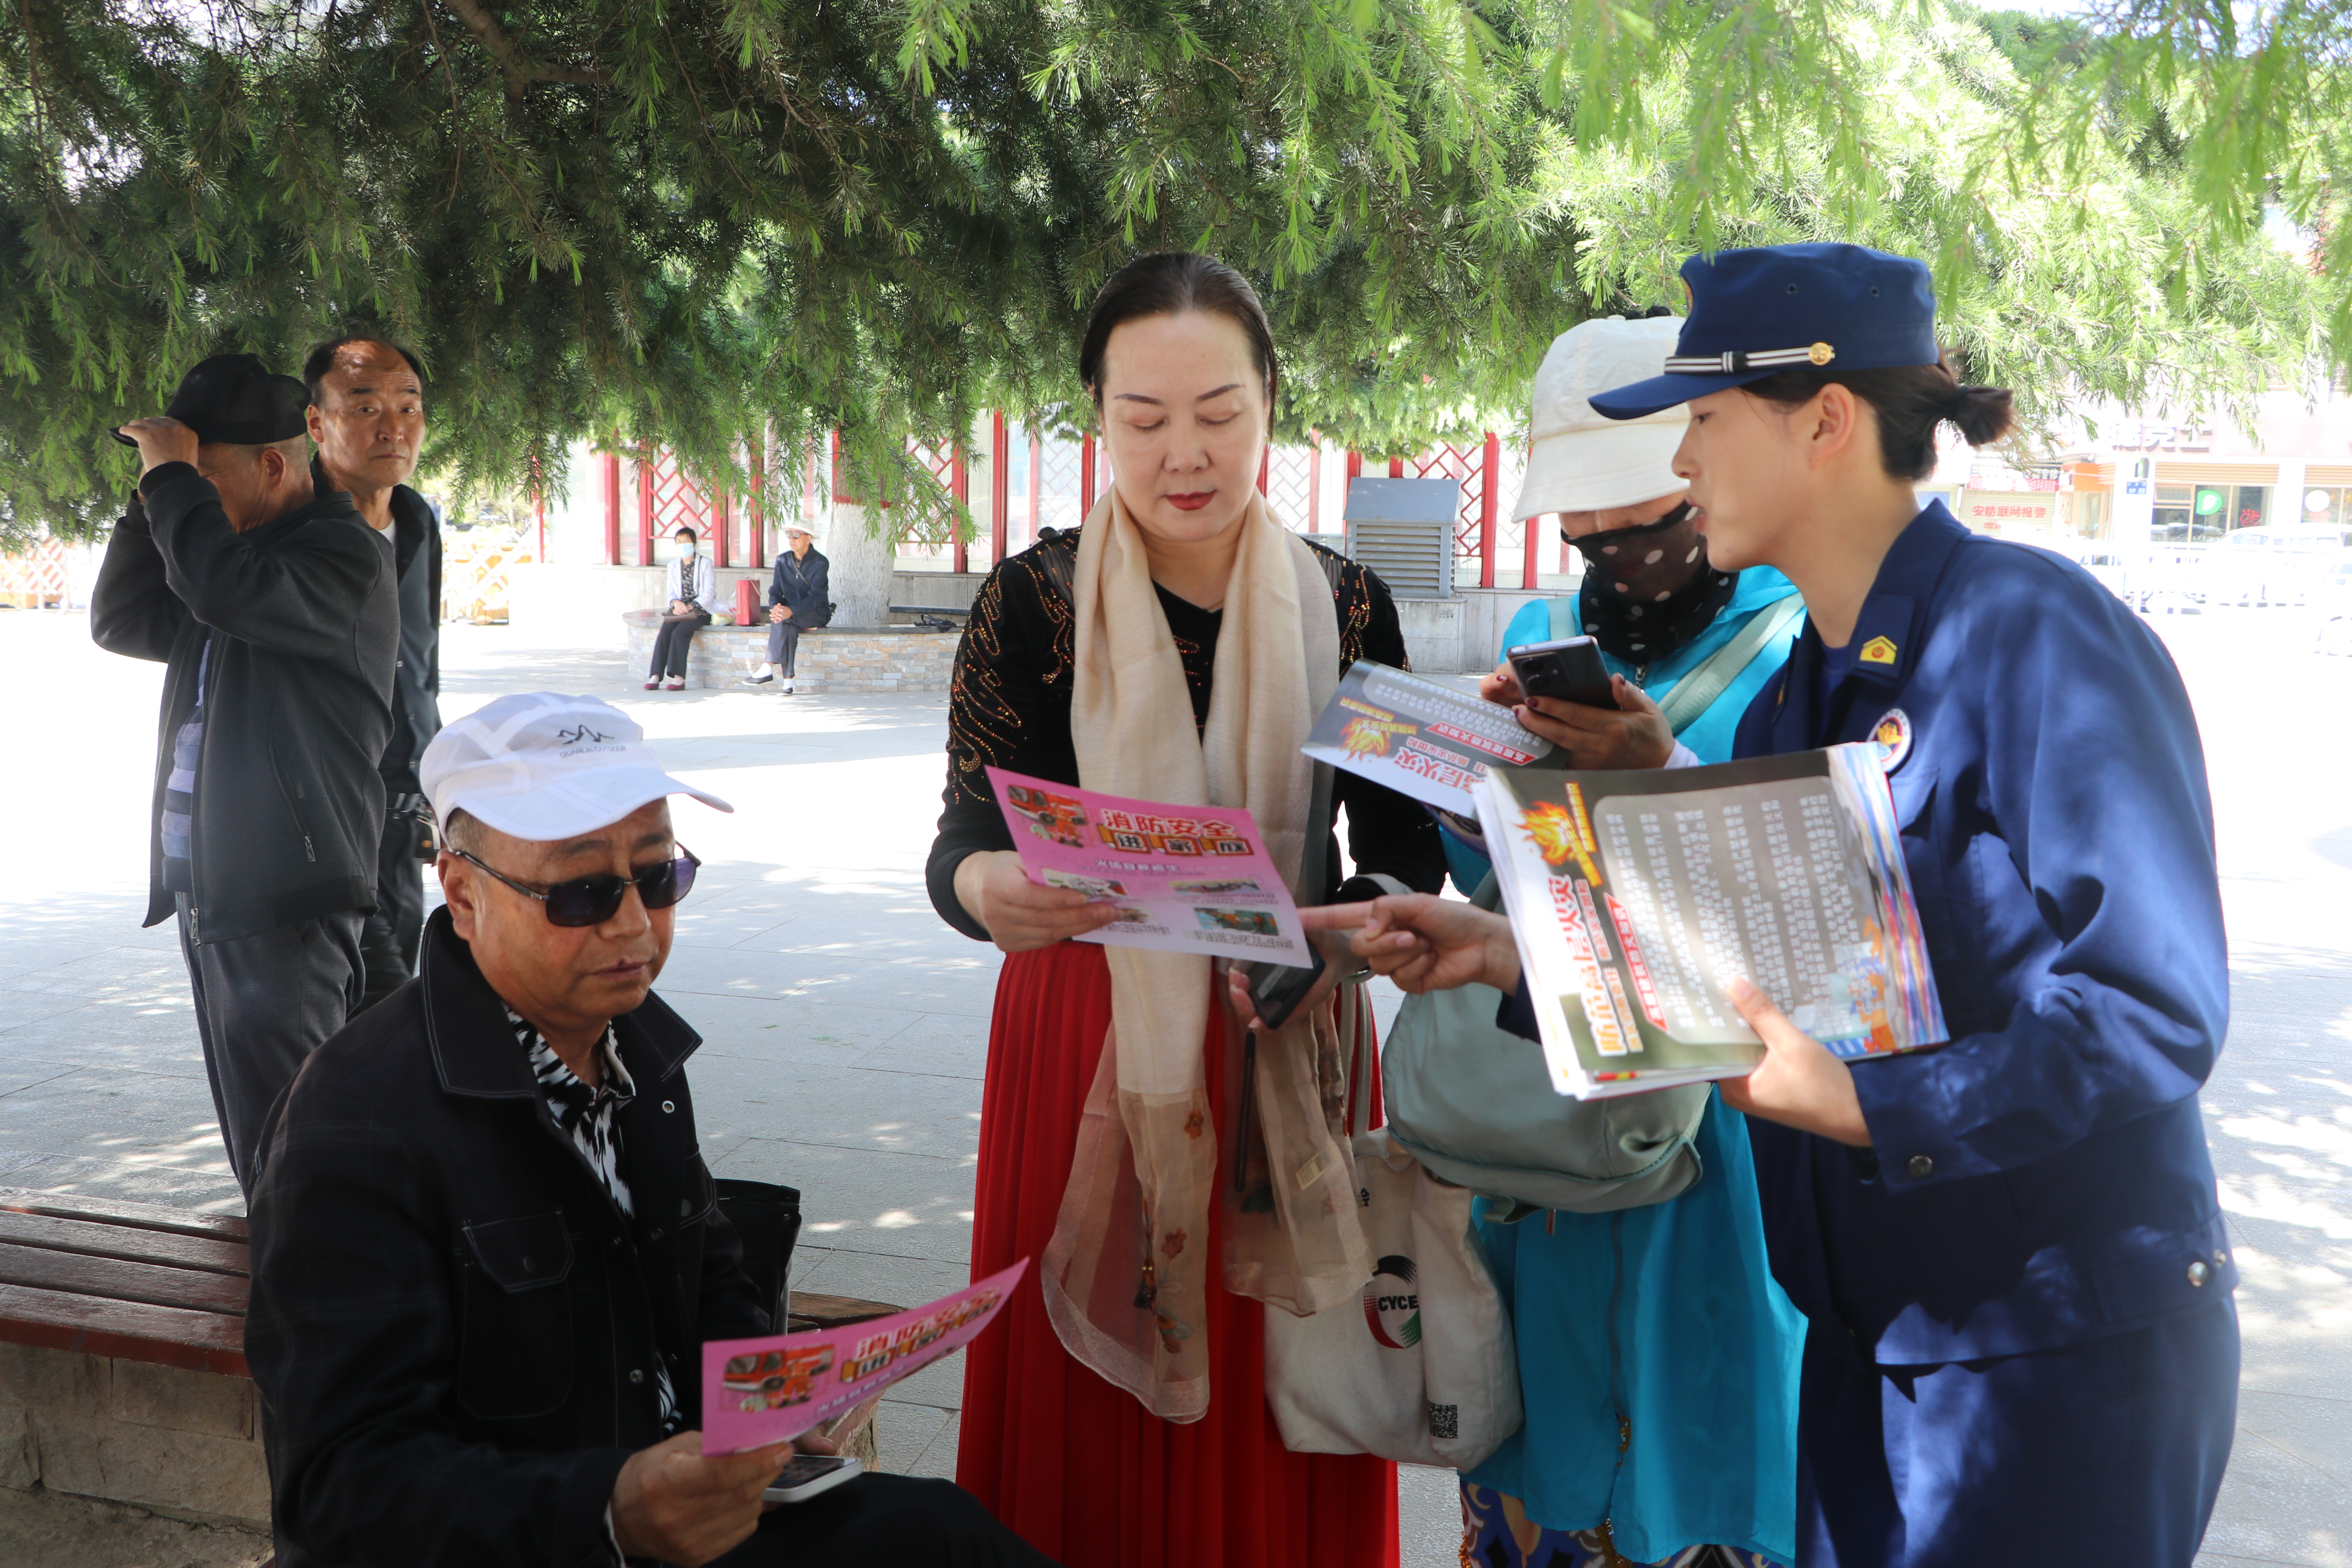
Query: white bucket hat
1510 316 1690 519
780 519 819 543
422 692 733 843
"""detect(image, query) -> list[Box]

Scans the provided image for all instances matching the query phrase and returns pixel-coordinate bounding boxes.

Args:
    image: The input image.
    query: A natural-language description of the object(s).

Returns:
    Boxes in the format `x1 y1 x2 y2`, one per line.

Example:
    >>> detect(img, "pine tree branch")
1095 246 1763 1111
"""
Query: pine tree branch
439 0 606 97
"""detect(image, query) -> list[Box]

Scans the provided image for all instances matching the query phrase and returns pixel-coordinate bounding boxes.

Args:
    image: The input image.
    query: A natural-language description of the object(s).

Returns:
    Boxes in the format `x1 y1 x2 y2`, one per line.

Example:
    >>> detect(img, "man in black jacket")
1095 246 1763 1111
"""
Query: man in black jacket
303 336 442 1010
247 692 1053 1568
94 354 396 1191
741 523 829 693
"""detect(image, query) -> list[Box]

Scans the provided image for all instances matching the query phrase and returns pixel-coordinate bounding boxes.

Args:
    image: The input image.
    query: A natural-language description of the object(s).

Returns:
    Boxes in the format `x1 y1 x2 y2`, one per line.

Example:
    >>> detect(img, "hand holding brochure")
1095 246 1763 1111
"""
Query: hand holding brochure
1475 746 1945 1100
1301 661 1564 815
985 766 1317 968
703 1259 1028 1455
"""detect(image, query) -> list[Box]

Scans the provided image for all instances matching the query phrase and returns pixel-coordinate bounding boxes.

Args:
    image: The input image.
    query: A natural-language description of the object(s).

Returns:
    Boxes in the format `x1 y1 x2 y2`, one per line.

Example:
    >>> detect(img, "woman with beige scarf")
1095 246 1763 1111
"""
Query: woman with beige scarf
926 253 1446 1568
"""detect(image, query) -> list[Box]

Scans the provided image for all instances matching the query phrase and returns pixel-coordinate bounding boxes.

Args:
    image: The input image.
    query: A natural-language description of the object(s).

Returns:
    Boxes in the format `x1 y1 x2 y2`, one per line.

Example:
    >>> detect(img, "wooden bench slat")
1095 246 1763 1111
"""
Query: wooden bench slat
0 1209 248 1278
0 1281 248 1377
0 1240 248 1319
0 1185 249 1242
787 1291 901 1332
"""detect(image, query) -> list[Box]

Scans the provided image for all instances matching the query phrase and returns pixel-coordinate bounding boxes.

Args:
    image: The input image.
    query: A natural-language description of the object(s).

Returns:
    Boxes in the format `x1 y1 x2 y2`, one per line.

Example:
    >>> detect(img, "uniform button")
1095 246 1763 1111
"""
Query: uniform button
2214 1249 2230 1266
649 1227 665 1242
629 1368 645 1385
1906 1155 1933 1179
662 1100 675 1114
2187 1259 2212 1287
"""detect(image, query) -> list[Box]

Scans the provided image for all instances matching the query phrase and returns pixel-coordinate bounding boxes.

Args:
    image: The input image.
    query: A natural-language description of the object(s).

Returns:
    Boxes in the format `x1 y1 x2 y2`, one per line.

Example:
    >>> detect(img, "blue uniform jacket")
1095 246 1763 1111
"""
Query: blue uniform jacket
1732 502 2236 1366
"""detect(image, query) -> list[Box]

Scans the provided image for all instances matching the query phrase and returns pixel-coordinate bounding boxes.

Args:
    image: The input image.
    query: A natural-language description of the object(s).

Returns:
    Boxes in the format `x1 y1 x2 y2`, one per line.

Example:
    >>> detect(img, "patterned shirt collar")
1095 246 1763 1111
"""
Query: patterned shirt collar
506 1008 637 1215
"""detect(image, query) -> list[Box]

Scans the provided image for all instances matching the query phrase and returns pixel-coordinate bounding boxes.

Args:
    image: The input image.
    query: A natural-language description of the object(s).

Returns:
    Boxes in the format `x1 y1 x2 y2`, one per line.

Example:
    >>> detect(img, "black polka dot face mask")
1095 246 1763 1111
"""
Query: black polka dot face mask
1569 501 1738 666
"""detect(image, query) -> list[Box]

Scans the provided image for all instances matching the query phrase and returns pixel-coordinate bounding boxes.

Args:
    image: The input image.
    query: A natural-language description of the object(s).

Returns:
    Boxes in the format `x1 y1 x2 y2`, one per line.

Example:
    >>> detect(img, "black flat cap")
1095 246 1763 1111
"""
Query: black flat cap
112 353 309 448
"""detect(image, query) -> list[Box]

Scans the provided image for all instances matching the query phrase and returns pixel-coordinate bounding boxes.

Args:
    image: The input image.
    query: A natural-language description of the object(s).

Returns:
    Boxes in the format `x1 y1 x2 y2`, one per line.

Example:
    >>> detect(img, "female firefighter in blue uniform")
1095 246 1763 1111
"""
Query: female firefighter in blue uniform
1323 242 2238 1567
1575 241 2238 1566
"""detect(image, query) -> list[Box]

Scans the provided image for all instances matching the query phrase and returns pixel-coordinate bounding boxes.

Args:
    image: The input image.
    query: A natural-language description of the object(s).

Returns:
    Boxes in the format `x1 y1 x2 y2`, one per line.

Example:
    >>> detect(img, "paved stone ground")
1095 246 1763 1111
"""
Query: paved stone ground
0 604 2347 1566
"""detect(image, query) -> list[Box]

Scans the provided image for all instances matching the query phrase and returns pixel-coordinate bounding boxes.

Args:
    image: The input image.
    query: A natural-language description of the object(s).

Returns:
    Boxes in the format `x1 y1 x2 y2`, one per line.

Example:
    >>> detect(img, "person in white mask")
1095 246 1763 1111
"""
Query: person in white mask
646 525 720 691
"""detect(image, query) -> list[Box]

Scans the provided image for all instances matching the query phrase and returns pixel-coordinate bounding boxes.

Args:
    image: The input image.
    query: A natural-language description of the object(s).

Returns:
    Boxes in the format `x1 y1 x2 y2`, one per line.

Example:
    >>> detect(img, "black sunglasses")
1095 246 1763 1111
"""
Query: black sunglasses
452 845 701 927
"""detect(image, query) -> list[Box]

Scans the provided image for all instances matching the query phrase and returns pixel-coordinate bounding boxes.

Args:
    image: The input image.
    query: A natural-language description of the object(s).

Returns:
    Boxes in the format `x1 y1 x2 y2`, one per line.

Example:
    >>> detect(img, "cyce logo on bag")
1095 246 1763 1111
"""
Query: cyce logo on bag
1361 1255 1421 1349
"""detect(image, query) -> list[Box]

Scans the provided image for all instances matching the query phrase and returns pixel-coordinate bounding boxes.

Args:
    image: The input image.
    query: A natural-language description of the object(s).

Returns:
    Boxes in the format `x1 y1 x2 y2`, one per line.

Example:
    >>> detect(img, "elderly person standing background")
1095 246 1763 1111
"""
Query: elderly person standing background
246 693 1060 1568
303 335 443 1011
744 522 830 692
91 353 396 1192
1444 315 1806 1568
647 524 720 690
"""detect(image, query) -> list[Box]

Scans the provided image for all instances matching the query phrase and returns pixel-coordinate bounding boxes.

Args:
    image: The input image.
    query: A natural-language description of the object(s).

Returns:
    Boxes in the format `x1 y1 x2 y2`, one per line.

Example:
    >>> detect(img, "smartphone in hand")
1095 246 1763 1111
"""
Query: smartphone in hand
1505 635 1619 711
764 1452 861 1504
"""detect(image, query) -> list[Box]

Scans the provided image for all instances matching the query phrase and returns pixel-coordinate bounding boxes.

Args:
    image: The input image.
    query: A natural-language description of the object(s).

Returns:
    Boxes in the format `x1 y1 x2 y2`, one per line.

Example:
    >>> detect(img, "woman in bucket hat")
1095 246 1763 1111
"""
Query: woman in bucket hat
1453 314 1808 1568
1579 242 2238 1565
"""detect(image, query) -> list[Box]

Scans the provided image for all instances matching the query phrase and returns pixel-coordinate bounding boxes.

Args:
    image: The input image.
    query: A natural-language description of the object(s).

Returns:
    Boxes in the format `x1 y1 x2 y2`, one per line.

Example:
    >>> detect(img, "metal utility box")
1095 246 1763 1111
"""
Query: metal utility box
1343 477 1459 598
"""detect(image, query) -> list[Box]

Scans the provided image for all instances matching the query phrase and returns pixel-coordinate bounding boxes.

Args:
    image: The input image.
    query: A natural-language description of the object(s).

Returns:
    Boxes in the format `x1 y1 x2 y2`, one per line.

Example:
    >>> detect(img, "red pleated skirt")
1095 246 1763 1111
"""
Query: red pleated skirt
958 940 1402 1568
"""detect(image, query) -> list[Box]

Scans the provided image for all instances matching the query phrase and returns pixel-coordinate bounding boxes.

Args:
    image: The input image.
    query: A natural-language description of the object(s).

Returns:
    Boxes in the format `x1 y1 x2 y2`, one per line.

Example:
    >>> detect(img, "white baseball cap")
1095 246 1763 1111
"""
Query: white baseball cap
422 692 733 842
1510 316 1690 519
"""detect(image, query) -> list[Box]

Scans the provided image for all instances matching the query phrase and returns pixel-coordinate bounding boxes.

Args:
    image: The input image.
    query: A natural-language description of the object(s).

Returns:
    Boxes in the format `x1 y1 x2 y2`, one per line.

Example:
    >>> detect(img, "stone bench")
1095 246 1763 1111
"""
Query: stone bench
622 611 962 694
0 1186 898 1535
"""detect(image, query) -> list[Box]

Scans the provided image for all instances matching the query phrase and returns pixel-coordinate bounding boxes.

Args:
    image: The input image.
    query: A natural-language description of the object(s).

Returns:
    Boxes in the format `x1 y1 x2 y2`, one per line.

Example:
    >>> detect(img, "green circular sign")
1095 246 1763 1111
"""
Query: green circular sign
2194 490 2225 516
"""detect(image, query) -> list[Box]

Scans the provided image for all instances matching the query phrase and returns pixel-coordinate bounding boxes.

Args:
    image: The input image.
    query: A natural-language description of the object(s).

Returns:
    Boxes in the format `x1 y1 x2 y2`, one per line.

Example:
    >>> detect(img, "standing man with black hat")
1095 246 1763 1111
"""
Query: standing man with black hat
303 336 441 1011
93 353 397 1192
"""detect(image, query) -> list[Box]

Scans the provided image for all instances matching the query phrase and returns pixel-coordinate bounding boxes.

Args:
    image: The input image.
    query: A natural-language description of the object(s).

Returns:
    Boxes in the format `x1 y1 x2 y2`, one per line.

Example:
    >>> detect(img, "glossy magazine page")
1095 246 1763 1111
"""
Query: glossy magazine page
1301 660 1566 815
1475 744 1947 1100
984 766 1318 969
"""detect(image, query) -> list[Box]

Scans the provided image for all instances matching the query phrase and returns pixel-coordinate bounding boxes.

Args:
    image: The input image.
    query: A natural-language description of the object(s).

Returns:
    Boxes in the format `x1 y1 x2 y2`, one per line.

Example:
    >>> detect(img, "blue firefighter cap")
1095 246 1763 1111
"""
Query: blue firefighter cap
1588 243 1941 420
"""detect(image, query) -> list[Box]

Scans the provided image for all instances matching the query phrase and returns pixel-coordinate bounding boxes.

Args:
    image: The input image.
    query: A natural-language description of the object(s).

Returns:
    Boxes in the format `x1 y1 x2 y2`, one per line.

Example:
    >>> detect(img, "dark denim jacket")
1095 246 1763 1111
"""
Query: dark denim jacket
246 909 768 1566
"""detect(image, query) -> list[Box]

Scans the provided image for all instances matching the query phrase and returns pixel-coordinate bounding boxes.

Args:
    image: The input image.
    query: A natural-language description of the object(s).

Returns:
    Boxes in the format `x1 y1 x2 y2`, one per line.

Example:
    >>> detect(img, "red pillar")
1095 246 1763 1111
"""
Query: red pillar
1080 433 1097 513
1520 443 1542 590
600 452 621 565
635 450 655 567
951 442 971 573
1388 456 1404 479
1028 431 1042 544
1346 450 1361 481
1480 431 1501 590
746 444 766 566
711 486 731 570
989 411 1010 568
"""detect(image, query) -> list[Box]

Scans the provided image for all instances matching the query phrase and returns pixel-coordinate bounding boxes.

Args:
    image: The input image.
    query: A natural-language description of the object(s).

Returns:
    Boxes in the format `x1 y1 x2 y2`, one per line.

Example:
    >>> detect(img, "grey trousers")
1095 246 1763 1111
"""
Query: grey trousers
176 903 365 1192
357 807 428 1014
766 619 801 675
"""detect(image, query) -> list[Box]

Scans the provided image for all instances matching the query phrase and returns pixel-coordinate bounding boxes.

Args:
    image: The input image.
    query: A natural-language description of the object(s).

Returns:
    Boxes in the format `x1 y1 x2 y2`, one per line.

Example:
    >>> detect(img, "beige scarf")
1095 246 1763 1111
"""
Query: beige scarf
1040 486 1374 1422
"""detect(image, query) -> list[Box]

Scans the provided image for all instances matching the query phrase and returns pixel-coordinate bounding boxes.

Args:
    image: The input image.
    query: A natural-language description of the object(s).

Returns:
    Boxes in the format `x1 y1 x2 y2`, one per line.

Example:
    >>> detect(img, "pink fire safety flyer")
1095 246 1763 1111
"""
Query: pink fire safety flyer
702 1259 1029 1455
984 766 1318 969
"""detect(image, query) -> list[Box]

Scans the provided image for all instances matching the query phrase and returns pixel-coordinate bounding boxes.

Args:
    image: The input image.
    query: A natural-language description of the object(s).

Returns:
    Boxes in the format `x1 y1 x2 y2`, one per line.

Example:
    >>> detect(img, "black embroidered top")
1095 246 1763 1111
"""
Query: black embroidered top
927 530 1447 939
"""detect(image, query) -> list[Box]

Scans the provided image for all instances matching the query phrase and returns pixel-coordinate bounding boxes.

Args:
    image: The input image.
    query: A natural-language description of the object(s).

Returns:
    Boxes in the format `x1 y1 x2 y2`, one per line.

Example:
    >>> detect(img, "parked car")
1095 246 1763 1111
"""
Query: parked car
2318 558 2352 654
2202 524 2351 607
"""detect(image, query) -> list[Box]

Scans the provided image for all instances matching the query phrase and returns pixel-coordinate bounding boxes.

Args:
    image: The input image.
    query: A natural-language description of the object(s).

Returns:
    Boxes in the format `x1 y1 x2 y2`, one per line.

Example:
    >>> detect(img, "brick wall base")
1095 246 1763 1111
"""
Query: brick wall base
0 1343 269 1531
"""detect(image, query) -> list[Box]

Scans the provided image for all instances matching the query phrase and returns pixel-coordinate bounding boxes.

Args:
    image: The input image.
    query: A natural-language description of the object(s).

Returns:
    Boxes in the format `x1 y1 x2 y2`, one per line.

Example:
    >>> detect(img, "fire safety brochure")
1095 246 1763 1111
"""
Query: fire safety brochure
703 1259 1028 1455
984 766 1318 969
1475 745 1947 1100
1301 660 1566 815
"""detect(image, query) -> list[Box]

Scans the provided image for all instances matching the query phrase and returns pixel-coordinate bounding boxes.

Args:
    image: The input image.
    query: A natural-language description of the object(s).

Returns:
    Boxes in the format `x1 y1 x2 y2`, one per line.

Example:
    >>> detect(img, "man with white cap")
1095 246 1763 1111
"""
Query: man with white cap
245 692 1057 1568
743 522 831 692
1445 315 1809 1568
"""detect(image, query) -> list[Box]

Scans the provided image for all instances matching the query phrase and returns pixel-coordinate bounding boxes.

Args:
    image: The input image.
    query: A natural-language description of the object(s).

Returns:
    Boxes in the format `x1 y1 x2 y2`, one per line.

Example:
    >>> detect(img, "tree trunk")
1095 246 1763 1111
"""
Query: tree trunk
826 502 893 627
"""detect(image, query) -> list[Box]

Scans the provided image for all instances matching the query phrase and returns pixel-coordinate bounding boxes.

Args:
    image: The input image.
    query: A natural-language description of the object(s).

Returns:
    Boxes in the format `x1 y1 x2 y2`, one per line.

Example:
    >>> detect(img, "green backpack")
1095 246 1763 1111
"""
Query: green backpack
1379 874 1712 1219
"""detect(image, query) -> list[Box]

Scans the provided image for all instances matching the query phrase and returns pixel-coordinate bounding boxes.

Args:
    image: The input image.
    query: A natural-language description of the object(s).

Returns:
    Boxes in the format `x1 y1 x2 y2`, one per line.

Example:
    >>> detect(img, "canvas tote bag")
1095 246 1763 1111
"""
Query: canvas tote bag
1263 1018 1521 1469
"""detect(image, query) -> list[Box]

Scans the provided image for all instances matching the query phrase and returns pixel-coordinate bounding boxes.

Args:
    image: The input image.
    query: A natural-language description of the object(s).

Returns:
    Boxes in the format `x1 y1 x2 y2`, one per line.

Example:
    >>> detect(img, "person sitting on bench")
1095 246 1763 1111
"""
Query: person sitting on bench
245 691 1056 1568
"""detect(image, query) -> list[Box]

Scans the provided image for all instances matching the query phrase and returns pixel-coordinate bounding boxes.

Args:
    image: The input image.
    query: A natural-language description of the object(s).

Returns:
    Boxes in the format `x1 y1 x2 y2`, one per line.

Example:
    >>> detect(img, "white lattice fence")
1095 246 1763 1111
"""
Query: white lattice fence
0 538 76 609
1263 445 1319 530
1034 438 1087 533
442 534 537 624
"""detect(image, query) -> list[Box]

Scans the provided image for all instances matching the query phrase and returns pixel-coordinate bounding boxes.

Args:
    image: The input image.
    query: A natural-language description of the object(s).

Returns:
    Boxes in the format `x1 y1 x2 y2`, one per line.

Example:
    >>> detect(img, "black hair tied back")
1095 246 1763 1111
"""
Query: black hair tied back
1947 384 2014 448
